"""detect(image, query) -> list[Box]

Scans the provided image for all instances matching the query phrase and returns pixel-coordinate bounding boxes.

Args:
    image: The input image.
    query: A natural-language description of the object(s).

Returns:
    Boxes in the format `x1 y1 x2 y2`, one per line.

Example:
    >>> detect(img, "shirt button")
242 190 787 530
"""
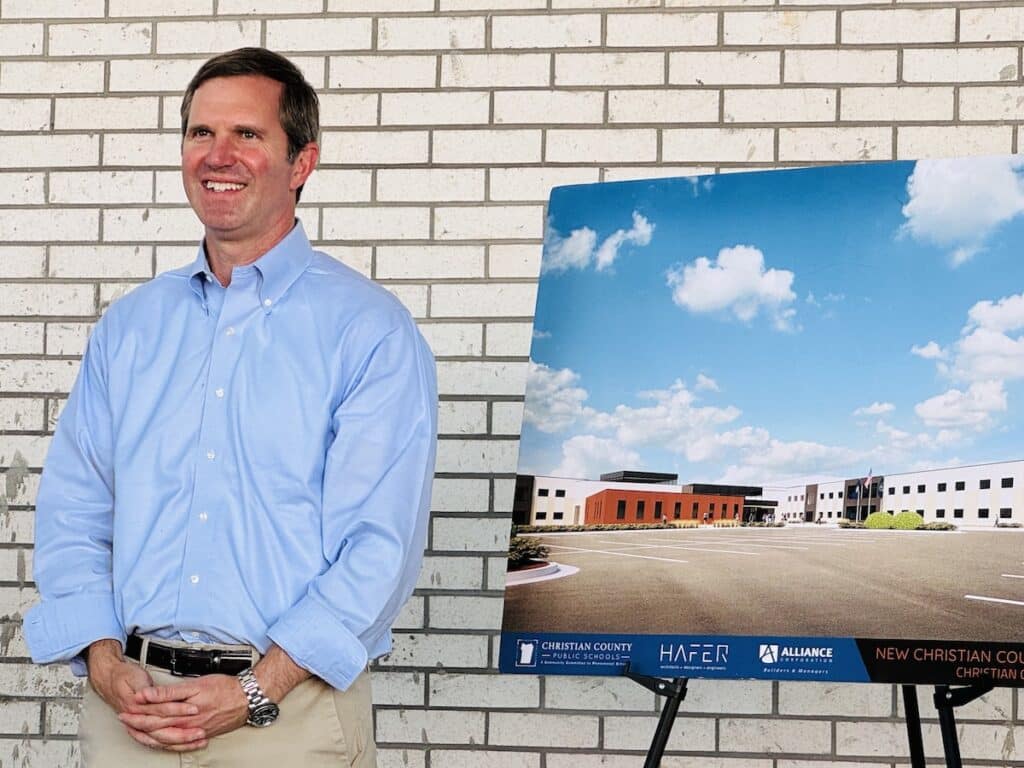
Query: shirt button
226 326 235 336
190 575 200 584
215 388 225 398
199 512 208 522
263 298 272 307
206 450 216 460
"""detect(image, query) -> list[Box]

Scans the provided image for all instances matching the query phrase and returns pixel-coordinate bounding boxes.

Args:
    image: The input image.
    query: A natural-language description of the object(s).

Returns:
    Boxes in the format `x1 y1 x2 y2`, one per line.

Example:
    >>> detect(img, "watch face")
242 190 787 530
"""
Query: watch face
248 702 280 727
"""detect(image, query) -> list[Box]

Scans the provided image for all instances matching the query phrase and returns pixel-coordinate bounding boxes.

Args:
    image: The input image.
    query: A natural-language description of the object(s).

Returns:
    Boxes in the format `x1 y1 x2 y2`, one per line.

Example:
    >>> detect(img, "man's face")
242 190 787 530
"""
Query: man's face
181 75 316 250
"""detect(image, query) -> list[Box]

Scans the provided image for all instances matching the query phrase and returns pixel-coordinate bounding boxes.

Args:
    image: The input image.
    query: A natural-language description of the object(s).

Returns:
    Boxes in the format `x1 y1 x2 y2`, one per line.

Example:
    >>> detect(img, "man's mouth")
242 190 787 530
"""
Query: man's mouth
203 181 246 192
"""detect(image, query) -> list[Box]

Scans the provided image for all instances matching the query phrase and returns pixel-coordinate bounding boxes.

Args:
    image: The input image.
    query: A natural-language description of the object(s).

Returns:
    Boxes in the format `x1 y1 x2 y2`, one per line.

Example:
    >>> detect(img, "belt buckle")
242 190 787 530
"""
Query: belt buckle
168 647 183 677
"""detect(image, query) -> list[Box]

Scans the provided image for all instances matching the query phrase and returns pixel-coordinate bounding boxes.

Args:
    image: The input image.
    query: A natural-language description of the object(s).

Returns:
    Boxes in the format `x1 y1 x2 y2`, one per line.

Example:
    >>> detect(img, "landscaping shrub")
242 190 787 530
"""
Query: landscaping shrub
713 519 740 527
507 536 549 569
516 522 676 534
893 511 924 530
838 520 865 529
922 521 957 531
864 511 894 529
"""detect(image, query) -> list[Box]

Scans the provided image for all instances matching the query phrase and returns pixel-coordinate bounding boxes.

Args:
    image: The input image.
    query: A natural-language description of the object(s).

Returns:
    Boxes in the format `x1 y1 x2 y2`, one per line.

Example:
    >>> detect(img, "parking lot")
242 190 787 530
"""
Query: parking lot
501 527 1024 641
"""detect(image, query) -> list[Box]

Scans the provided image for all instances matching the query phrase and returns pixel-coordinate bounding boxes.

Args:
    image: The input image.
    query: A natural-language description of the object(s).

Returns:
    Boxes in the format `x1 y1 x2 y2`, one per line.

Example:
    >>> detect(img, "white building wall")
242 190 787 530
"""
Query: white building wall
528 475 683 526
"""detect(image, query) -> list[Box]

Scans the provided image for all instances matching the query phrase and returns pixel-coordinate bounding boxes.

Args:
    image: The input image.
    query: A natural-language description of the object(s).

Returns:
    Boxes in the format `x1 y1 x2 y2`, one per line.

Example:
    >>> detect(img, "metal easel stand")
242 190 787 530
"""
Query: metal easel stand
623 664 690 768
901 682 994 768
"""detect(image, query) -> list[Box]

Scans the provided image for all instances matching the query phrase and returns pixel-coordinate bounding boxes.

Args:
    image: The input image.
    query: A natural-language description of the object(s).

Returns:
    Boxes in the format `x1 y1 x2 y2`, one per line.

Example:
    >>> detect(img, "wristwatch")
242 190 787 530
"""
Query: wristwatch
237 668 280 727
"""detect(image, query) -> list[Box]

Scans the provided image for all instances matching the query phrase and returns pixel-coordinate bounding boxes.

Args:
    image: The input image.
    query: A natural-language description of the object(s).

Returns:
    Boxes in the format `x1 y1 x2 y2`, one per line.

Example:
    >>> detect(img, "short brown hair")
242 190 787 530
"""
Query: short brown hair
181 47 319 199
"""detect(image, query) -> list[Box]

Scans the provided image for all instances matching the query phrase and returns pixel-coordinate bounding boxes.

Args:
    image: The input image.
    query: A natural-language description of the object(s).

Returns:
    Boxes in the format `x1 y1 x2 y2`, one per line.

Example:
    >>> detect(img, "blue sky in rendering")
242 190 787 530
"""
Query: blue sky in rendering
520 157 1024 485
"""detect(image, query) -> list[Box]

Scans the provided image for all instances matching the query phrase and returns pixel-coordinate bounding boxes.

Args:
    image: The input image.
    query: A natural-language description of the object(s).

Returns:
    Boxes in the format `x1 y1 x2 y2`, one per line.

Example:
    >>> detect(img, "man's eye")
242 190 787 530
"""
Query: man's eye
191 129 210 138
241 130 257 139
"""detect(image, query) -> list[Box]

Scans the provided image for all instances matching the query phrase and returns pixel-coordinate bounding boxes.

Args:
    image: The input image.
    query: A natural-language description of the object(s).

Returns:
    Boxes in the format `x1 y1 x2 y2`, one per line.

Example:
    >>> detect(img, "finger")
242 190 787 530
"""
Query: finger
124 724 163 750
123 701 200 718
118 712 198 733
134 684 200 704
124 725 207 753
144 725 207 746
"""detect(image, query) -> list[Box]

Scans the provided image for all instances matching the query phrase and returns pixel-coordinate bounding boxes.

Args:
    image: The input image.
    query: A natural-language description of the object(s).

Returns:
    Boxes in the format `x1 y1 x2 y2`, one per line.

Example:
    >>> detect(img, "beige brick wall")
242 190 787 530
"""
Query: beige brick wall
0 2 1021 766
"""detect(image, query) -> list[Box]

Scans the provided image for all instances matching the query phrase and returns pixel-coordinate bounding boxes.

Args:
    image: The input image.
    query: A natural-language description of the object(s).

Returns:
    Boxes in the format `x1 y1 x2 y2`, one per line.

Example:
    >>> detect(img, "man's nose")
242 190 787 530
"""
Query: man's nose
205 134 236 167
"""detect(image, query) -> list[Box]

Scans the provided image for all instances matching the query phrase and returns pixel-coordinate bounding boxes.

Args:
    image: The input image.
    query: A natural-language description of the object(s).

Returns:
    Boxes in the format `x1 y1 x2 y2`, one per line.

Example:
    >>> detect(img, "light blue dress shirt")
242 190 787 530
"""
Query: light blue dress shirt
25 221 437 691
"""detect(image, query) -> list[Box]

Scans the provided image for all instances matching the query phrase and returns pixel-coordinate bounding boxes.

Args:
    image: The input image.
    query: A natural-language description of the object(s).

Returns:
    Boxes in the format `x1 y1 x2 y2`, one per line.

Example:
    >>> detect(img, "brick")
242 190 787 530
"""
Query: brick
376 244 484 278
329 55 437 90
103 207 198 242
903 48 1019 83
319 94 378 128
328 246 373 277
0 662 80 697
102 133 179 166
0 98 50 130
45 700 80 735
376 709 485 745
379 17 485 50
380 168 484 202
45 322 94 355
48 21 151 56
0 700 41 734
841 86 953 121
2 0 104 17
779 682 891 716
605 715 715 750
724 11 835 44
320 131 429 165
108 0 211 14
0 399 44 432
0 323 44 354
684 679 773 714
154 245 196 273
109 58 200 92
0 548 31 581
492 478 515 513
435 206 542 241
289 170 372 204
0 741 79 768
547 128 656 162
0 360 80 393
393 596 425 630
609 89 718 123
552 0 658 6
430 672 538 708
835 720 911 757
431 751 539 768
384 285 428 318
441 53 550 87
489 713 599 748
433 130 541 164
725 88 835 123
607 12 717 47
779 127 891 162
494 90 604 125
155 20 260 54
491 402 524 434
0 172 44 205
434 438 519 474
492 13 601 48
432 283 538 317
485 555 506 589
381 91 489 126
381 633 489 668
489 244 542 278
438 401 488 433
0 23 42 55
551 759 769 768
0 508 36 543
218 0 321 11
663 128 774 162
265 18 371 52
670 51 780 85
484 321 532 358
378 750 426 768
490 167 600 202
49 171 152 205
429 477 490 512
436 361 528 395
50 245 152 279
897 126 1012 159
327 0 434 10
371 671 424 707
603 164 711 181
0 248 45 278
545 676 654 711
842 9 955 44
556 52 664 86
322 207 430 241
720 718 831 754
896 686 1011 721
0 61 103 93
0 436 51 468
154 171 188 204
420 323 483 357
784 49 896 84
55 96 160 130
961 7 1024 43
443 0 545 8
0 210 98 243
429 594 504 629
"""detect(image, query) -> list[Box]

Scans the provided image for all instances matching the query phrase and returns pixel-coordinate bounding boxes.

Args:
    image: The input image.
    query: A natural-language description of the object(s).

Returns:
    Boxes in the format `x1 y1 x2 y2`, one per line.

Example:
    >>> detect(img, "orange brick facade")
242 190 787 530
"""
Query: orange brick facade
585 488 745 525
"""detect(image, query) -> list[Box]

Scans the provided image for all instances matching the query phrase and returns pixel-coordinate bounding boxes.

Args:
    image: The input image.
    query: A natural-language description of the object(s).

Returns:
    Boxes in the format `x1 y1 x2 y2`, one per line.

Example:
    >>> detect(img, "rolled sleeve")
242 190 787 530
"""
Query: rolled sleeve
267 311 437 691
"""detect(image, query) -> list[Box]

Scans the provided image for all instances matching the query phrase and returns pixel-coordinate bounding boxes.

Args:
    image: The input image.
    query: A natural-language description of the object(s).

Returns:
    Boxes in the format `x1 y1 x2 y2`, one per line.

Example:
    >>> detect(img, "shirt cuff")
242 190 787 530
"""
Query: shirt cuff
266 594 369 691
24 592 124 666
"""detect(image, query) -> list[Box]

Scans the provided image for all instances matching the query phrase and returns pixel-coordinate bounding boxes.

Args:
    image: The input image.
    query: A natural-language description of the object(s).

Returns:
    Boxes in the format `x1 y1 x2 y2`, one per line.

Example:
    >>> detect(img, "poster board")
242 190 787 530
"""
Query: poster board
499 158 1024 686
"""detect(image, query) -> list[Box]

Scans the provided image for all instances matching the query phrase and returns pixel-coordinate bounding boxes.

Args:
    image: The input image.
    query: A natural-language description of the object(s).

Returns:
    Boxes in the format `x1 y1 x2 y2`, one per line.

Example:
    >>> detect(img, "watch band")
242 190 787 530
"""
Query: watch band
237 668 280 727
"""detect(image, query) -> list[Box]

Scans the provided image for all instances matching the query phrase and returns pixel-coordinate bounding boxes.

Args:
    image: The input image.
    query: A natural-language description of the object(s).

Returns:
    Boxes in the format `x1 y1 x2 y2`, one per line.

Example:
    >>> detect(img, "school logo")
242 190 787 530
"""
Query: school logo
516 639 538 668
759 644 780 664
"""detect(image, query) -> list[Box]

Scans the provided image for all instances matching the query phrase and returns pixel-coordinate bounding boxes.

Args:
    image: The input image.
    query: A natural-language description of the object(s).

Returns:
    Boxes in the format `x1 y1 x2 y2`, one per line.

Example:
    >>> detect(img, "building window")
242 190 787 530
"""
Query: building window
555 489 566 498
692 502 699 519
710 502 716 514
838 492 843 499
978 508 989 519
616 500 626 520
902 485 910 494
538 488 549 497
535 511 547 520
636 500 645 520
955 481 965 491
937 483 947 492
917 484 925 493
916 509 924 517
953 508 964 518
936 509 945 518
1002 478 1014 488
980 479 991 490
800 494 804 501
820 493 824 500
734 504 739 515
553 511 563 520
1000 508 1012 519
828 492 834 499
674 501 681 519
887 487 895 496
654 501 662 519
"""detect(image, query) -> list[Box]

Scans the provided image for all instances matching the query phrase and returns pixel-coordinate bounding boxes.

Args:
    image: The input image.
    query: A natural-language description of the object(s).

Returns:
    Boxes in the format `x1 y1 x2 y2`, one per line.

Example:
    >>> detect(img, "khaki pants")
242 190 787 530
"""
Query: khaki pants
80 655 376 768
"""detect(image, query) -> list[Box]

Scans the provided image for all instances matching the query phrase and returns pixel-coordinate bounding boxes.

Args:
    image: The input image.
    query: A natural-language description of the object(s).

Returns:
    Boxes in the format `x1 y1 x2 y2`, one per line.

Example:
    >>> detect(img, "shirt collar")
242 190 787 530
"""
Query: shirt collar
184 220 313 313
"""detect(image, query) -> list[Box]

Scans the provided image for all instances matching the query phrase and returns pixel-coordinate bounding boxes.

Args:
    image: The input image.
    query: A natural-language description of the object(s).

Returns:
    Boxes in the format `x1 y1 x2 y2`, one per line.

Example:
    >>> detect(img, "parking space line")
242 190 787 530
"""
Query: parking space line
1001 574 1024 579
594 539 760 556
544 544 689 564
965 595 1024 607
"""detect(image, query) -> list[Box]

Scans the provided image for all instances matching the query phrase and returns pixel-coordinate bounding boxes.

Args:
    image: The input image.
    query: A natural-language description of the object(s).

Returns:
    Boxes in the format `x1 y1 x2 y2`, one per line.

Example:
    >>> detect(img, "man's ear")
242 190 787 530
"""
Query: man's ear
290 142 319 192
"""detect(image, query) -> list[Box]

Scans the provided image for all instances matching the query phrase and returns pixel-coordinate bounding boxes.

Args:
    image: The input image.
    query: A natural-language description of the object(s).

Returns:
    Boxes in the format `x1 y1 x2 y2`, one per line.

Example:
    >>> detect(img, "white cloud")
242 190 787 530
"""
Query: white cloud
901 156 1024 265
716 438 859 485
853 401 895 416
551 435 641 480
533 329 551 340
522 362 591 433
695 373 719 392
542 211 653 274
594 211 654 271
947 293 1024 382
666 245 797 331
966 293 1024 333
911 341 947 360
914 380 1007 429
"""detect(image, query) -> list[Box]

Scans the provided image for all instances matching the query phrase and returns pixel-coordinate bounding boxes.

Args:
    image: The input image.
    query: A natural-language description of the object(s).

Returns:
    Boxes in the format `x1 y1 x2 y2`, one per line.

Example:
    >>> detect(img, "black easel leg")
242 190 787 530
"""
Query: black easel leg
935 686 963 768
901 685 926 768
643 679 689 768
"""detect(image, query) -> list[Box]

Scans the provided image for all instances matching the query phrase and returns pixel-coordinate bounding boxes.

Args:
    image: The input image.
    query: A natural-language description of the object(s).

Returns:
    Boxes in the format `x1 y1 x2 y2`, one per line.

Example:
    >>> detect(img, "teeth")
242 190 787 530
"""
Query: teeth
205 181 245 192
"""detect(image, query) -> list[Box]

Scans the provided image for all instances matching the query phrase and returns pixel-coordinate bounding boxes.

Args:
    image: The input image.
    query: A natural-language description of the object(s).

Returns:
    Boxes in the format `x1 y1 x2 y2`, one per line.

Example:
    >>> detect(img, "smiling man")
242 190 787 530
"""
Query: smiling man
25 48 437 767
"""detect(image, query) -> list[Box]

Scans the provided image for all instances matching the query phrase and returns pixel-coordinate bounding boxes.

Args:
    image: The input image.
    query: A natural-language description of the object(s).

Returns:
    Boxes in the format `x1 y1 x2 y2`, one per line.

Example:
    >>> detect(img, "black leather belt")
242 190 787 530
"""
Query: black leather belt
125 634 254 677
